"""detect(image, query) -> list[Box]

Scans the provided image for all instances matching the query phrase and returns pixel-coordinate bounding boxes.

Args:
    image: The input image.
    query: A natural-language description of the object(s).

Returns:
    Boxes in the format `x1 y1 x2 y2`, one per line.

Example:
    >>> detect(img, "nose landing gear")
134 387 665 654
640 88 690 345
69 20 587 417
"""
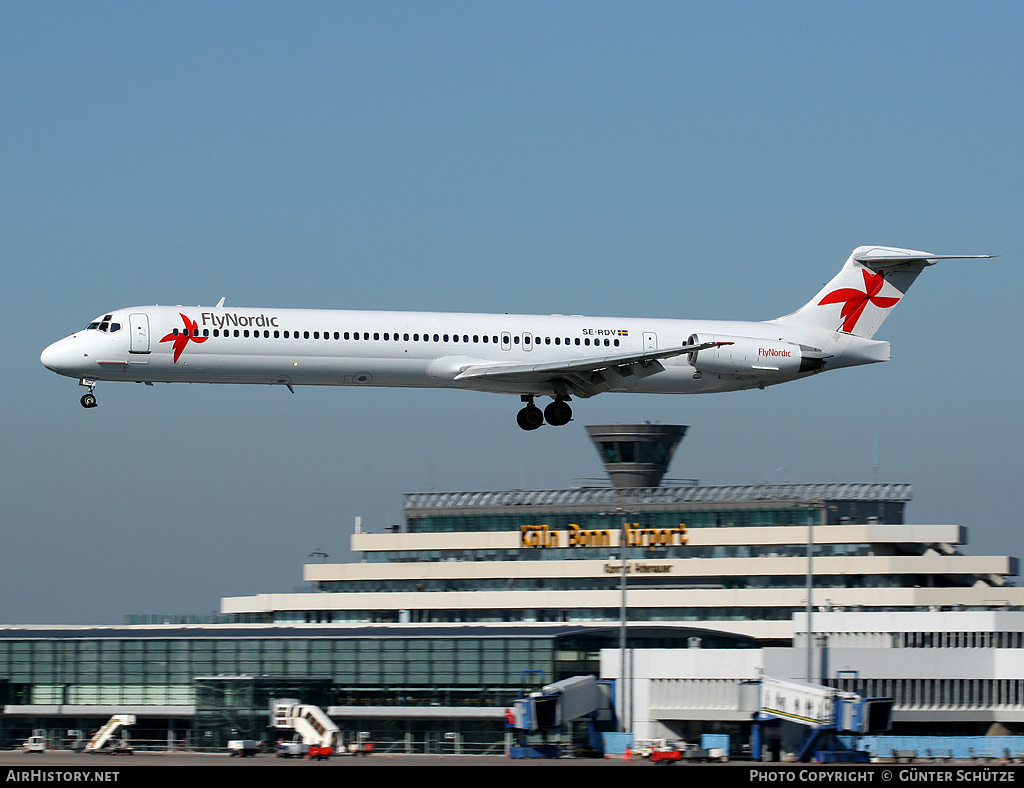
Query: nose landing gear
79 379 98 408
516 396 572 431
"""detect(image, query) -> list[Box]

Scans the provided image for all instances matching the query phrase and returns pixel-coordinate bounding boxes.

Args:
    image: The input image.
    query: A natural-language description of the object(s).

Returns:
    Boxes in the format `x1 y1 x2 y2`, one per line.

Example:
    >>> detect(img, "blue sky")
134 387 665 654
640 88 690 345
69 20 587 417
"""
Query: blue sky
3 1 1022 623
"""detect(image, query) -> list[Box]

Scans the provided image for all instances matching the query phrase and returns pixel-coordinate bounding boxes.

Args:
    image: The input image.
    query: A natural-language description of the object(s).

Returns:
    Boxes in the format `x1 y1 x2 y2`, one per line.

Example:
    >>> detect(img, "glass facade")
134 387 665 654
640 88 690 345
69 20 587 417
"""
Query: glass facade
0 631 549 751
404 507 819 535
0 634 559 706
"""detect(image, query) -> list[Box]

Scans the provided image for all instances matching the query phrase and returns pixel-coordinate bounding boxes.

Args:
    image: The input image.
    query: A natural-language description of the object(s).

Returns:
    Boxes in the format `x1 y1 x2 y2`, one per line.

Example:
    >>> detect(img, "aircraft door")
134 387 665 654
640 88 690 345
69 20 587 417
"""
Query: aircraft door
522 332 533 351
129 313 151 354
643 332 658 351
501 332 511 351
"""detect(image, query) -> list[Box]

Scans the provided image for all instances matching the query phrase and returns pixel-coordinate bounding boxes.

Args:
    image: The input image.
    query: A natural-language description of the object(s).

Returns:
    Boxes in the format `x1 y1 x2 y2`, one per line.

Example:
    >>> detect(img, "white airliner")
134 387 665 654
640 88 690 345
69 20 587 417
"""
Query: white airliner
41 246 989 430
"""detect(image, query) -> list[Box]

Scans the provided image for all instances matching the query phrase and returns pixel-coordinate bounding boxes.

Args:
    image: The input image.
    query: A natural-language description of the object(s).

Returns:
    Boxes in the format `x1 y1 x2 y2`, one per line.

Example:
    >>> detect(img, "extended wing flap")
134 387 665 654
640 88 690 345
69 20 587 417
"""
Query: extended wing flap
453 340 728 385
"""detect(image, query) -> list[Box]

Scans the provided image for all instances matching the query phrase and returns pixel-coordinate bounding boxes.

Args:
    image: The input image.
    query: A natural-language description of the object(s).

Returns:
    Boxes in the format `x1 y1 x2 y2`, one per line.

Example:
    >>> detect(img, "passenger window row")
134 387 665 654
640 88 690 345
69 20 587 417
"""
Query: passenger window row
169 327 622 348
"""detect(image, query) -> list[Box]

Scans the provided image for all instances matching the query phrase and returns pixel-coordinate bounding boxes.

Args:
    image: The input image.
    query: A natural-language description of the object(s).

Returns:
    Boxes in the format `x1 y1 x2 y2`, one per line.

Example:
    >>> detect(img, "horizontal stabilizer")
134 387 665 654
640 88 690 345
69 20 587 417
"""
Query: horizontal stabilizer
773 246 994 339
854 251 995 268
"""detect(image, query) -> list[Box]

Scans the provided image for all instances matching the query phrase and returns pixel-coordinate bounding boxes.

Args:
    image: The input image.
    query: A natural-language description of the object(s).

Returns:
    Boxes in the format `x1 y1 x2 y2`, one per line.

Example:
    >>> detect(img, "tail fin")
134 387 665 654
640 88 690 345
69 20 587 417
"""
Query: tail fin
773 246 992 339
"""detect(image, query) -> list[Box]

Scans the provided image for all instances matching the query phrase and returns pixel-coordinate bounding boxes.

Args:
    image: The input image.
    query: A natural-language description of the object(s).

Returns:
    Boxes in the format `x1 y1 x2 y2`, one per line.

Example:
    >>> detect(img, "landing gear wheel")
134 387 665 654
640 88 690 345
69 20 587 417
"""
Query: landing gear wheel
80 393 98 409
544 399 572 427
516 404 544 431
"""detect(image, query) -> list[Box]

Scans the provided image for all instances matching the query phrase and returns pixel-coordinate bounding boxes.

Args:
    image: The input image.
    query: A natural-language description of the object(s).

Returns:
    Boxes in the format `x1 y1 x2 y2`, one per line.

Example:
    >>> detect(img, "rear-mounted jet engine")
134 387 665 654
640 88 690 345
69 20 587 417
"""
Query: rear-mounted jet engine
686 333 827 378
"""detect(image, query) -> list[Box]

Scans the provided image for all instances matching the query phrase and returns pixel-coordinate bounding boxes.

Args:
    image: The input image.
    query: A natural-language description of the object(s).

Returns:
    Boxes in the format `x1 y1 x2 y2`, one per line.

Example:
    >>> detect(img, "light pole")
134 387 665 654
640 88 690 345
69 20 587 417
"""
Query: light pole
618 508 630 734
805 504 817 682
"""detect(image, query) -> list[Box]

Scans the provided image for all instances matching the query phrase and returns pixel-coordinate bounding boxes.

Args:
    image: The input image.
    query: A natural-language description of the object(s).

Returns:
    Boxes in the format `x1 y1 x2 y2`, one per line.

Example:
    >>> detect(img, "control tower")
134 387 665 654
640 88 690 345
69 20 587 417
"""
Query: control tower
585 424 688 489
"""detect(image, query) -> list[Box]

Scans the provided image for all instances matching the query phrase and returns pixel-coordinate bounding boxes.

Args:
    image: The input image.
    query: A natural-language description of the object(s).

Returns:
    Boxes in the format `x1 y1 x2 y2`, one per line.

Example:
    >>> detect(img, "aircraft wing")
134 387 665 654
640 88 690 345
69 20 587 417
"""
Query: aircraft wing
454 340 729 398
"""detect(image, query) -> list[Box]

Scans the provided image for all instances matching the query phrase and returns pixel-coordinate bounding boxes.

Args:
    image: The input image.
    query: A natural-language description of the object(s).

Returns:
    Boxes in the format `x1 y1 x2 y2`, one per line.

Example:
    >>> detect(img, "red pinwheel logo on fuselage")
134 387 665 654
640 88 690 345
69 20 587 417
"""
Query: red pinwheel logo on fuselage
818 269 900 334
160 313 207 362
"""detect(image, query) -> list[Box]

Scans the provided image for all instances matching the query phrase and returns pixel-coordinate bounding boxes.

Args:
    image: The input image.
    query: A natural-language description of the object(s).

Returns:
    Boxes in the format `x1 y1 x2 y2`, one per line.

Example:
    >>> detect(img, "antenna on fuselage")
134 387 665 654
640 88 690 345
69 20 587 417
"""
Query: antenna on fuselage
216 297 226 307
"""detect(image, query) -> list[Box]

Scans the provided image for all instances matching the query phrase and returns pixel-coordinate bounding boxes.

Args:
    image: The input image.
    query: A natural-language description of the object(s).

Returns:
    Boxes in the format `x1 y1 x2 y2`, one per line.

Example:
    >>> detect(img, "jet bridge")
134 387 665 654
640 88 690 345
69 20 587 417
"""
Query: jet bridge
753 676 893 762
508 675 616 758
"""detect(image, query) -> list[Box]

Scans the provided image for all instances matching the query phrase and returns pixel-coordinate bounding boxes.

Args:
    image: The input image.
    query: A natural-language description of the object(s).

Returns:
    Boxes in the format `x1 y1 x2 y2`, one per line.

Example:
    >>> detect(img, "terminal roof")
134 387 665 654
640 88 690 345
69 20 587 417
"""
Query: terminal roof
404 483 913 511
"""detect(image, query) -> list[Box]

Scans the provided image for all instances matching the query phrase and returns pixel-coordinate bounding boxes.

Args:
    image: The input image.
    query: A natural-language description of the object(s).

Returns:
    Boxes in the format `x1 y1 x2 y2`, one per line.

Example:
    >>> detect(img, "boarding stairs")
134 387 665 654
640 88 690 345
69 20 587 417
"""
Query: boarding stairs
84 714 136 752
271 698 340 758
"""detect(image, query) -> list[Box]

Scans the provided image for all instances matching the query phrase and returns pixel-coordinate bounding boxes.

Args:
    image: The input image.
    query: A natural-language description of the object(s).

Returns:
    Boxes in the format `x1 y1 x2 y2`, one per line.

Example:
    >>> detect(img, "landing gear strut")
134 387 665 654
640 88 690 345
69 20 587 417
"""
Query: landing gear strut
516 396 572 431
80 379 98 409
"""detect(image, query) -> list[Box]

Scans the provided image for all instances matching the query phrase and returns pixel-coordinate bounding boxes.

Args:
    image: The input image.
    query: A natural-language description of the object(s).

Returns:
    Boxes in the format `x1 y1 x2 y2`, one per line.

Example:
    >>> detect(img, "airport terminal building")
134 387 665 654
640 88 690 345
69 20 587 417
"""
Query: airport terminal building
2 425 1023 754
225 480 1003 641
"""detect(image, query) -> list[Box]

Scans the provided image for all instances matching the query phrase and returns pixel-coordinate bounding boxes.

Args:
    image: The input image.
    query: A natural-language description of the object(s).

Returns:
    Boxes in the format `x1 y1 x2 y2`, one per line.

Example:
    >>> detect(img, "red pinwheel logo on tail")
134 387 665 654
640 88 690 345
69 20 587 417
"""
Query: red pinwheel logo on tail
160 313 207 362
818 269 901 333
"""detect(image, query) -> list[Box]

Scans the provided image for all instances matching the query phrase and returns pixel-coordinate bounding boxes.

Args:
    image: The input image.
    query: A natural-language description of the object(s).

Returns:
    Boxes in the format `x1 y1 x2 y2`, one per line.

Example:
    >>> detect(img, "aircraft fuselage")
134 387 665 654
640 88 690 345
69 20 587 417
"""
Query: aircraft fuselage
41 305 854 395
43 247 985 428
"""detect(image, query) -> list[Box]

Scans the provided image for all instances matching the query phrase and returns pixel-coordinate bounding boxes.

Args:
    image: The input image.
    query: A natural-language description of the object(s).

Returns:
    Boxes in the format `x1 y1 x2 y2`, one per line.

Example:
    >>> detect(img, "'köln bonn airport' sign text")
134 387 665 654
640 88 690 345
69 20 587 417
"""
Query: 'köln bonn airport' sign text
520 523 688 551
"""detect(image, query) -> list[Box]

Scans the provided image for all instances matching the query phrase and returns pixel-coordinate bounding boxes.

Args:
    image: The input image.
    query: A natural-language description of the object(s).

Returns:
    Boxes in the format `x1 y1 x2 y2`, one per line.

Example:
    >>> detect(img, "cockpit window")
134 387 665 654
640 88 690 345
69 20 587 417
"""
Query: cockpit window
85 317 122 333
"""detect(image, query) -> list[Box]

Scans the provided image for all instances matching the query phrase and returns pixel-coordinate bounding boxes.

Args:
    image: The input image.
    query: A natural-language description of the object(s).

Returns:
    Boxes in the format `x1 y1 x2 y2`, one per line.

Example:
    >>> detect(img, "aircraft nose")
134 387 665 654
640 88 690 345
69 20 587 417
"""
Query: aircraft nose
40 340 64 372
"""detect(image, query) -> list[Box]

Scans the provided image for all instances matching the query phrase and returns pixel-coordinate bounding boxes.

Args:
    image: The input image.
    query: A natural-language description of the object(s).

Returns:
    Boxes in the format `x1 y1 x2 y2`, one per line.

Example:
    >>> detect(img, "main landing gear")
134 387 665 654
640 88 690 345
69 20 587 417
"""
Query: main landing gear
516 396 572 431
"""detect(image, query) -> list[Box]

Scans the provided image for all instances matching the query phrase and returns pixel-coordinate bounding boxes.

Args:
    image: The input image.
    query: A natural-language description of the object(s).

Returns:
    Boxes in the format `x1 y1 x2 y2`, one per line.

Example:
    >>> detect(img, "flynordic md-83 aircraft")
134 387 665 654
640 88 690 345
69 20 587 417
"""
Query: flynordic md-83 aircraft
41 246 989 430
